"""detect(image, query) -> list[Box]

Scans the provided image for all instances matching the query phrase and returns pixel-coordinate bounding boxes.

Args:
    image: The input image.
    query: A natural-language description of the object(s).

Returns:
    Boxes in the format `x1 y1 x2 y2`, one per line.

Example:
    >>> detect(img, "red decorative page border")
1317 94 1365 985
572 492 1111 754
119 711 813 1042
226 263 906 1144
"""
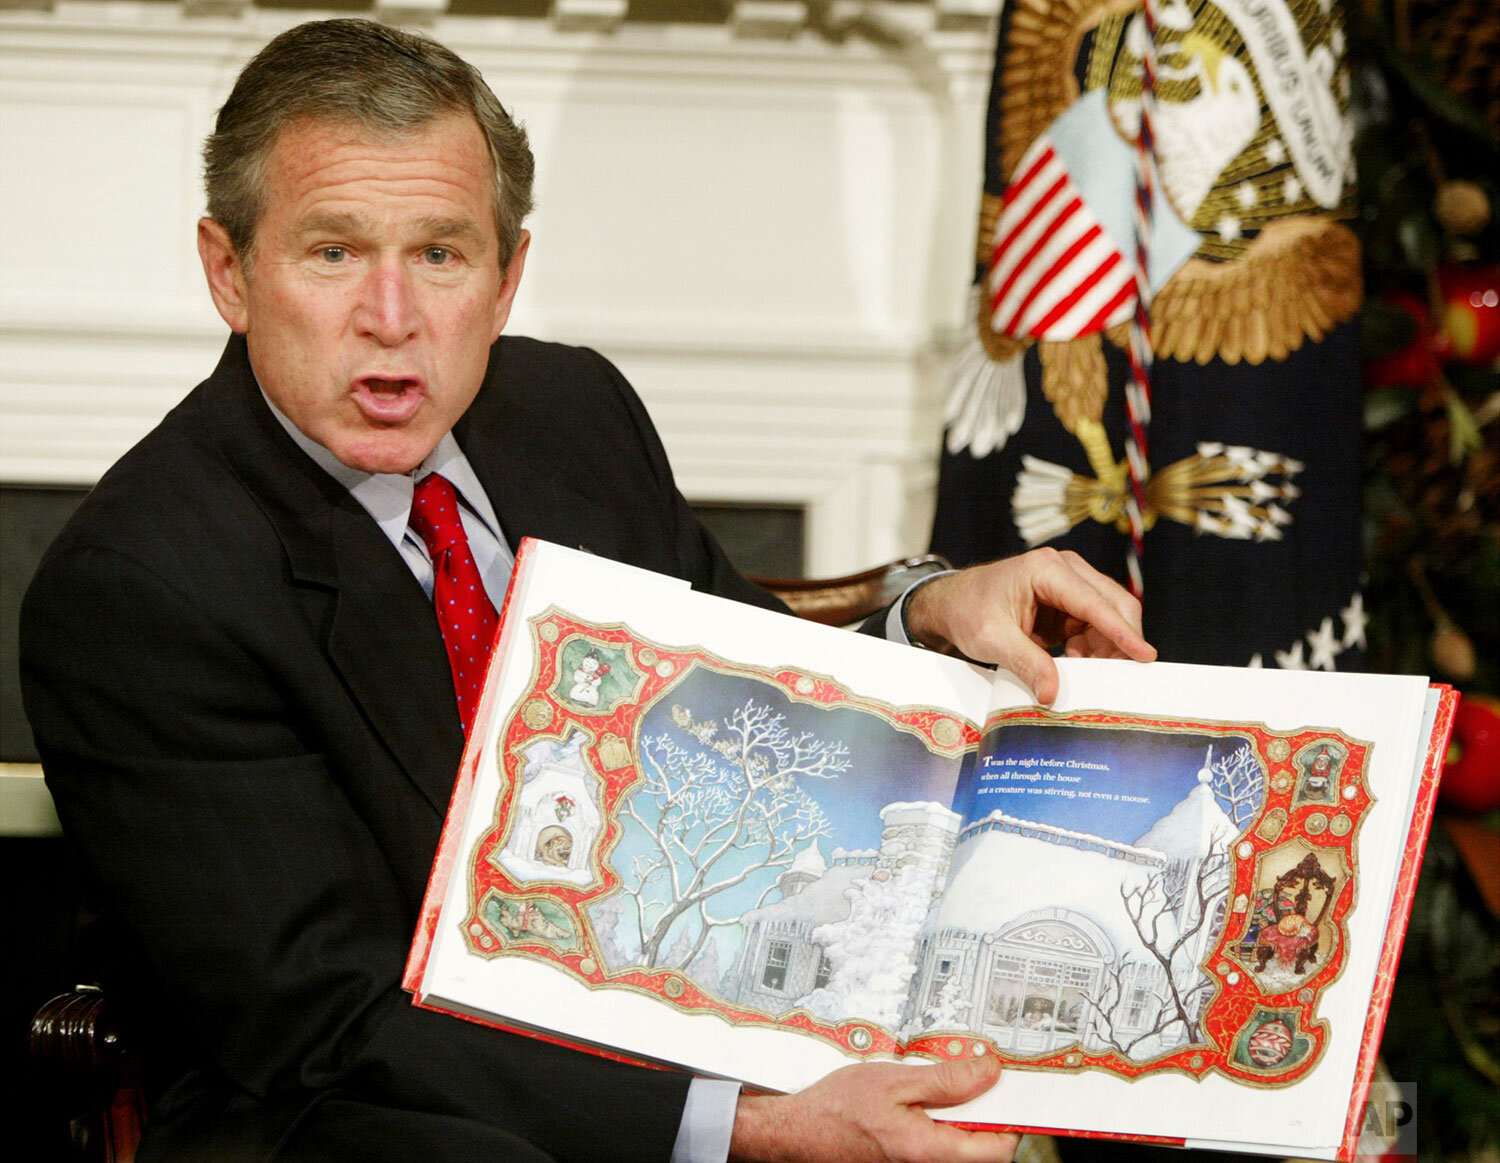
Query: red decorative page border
443 607 1394 1092
951 1123 1187 1149
406 538 546 993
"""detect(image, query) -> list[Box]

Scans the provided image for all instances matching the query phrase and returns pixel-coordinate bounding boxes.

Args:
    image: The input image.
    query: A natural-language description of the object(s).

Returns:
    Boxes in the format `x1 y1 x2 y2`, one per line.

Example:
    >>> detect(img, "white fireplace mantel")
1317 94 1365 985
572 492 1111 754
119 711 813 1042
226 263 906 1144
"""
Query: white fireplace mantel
0 2 998 574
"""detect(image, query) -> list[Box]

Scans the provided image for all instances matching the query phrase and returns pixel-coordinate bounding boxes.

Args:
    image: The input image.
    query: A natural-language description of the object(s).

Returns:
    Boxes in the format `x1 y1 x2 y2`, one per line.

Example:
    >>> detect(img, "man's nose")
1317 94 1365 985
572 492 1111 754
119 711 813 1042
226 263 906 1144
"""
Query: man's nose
355 262 419 346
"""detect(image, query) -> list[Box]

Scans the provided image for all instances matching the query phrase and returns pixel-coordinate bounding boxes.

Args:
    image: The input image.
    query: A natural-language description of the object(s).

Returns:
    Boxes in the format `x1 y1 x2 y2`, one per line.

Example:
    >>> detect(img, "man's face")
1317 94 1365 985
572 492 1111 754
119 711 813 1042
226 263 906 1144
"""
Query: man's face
198 114 528 474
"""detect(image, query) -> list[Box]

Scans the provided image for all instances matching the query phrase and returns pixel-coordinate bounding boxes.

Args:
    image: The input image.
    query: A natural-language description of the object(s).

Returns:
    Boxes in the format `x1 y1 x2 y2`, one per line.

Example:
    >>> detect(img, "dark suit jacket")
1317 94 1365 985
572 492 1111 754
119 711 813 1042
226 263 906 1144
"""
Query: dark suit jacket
20 335 787 1161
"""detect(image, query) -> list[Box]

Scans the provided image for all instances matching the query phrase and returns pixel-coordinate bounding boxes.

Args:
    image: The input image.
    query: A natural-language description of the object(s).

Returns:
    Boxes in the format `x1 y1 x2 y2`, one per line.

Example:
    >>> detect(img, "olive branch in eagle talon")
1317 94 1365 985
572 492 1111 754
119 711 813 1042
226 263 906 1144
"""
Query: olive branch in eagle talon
1014 440 1304 546
1008 327 1304 546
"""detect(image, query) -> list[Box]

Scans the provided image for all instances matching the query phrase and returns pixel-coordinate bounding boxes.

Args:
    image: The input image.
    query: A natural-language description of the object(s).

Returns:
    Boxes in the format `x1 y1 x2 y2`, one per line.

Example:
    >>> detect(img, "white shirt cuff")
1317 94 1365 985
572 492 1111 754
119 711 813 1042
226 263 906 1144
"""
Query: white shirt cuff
670 1076 743 1163
883 570 957 646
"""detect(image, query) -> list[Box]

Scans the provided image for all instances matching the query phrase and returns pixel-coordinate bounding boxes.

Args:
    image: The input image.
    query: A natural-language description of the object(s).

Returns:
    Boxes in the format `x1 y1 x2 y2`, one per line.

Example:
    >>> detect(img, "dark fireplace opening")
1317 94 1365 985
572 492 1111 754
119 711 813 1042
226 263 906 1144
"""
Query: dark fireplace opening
2 486 89 763
689 502 805 581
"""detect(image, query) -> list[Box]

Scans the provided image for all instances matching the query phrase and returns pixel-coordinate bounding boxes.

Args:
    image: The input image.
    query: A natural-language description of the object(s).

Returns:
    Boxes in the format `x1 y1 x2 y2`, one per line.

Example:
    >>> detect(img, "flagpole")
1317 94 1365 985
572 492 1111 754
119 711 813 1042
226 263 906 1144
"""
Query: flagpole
1124 0 1159 602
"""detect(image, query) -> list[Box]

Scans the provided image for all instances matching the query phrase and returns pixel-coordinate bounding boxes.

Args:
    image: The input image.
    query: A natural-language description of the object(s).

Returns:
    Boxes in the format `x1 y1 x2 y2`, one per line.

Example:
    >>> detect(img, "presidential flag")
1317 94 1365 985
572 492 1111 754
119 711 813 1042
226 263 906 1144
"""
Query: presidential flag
932 0 1368 671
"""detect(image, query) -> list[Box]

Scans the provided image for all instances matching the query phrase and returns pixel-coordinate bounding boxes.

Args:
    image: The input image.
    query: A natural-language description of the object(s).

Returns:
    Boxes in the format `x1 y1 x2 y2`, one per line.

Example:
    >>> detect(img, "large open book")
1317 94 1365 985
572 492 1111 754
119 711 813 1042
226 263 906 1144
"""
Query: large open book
406 539 1456 1159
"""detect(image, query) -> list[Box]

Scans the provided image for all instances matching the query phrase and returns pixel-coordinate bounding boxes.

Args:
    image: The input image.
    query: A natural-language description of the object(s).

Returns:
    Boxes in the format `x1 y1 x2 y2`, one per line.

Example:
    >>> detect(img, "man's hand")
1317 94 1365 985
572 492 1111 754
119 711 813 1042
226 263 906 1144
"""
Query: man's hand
729 1056 1019 1163
905 548 1155 705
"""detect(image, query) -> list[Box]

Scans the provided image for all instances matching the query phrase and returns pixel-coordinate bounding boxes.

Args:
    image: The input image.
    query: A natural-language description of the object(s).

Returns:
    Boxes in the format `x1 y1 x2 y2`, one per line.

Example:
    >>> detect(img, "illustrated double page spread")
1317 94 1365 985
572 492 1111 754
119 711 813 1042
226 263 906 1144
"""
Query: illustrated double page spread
406 540 1456 1159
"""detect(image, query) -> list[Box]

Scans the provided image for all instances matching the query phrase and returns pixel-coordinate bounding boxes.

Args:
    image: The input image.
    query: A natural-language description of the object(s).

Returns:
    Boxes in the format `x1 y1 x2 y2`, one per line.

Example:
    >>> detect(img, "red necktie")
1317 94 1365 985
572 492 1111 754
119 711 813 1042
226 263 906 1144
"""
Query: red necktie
408 473 498 736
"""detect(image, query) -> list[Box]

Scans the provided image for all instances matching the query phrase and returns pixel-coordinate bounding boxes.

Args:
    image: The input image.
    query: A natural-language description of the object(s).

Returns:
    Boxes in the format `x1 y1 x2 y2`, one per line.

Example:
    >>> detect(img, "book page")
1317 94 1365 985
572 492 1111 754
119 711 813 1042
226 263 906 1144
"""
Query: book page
917 713 1260 1062
922 659 1433 1154
417 542 996 1092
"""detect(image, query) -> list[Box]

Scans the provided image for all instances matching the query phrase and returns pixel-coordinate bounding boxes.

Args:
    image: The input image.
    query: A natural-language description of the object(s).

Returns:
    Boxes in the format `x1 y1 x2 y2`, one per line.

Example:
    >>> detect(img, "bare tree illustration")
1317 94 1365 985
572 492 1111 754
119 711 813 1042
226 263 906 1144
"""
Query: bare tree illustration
621 700 848 969
1085 847 1230 1056
1209 742 1265 829
588 892 628 968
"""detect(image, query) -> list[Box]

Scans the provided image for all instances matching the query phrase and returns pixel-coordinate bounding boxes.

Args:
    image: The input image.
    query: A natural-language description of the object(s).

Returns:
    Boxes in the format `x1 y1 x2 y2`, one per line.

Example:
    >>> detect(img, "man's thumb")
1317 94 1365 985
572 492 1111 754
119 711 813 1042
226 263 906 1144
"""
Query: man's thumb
913 1053 1002 1109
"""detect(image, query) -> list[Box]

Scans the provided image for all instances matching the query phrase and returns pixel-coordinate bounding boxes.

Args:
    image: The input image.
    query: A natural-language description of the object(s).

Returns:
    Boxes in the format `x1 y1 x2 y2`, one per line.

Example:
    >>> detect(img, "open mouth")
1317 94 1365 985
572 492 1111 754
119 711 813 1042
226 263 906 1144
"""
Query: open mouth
352 375 425 423
365 376 419 395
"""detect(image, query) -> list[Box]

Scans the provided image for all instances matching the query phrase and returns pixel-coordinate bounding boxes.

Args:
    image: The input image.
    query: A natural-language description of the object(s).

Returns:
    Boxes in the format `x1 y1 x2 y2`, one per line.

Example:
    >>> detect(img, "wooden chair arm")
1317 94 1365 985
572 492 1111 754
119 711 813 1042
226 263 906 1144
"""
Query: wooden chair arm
31 985 146 1162
30 985 127 1072
750 553 953 627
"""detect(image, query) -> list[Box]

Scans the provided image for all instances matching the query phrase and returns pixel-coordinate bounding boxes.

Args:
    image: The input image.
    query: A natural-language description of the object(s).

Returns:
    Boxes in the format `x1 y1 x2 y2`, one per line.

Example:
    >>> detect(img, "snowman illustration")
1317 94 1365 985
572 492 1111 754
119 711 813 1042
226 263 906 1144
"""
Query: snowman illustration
567 648 610 708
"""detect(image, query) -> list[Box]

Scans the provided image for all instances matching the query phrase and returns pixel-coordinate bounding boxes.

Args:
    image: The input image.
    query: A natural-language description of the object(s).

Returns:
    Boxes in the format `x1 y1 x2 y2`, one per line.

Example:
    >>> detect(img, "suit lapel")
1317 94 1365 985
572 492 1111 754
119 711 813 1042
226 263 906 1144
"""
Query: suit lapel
200 338 464 815
322 507 465 815
473 452 612 557
455 349 633 562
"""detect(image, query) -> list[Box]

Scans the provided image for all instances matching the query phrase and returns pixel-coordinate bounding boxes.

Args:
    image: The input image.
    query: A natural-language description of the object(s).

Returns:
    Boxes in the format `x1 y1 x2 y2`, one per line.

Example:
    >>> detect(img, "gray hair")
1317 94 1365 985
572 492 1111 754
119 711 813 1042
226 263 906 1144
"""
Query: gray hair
204 18 534 265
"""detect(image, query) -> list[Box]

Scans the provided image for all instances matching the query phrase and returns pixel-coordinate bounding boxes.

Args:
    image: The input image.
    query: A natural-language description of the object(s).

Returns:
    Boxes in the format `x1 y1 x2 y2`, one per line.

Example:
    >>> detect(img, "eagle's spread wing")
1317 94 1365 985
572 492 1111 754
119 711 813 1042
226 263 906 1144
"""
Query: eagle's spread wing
997 0 1142 180
1150 216 1362 366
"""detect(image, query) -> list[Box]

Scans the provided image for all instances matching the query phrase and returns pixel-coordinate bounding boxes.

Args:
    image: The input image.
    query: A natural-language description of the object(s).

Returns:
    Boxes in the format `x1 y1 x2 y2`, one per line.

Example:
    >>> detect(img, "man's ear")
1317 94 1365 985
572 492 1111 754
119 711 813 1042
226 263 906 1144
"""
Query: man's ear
490 229 530 341
197 218 251 334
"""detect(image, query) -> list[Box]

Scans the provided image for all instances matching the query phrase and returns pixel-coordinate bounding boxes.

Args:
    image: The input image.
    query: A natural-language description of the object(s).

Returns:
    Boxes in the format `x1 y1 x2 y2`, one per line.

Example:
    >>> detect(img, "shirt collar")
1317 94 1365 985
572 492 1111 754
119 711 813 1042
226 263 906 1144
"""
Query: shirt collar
258 387 502 550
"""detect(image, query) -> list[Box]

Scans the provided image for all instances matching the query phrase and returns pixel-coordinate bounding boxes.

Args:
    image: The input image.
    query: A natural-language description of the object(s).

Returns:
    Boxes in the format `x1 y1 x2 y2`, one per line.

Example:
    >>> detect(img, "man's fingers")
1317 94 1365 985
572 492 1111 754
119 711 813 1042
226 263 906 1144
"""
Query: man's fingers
938 1128 1023 1163
900 549 1155 703
1066 624 1133 660
1033 555 1154 662
1057 549 1144 630
991 622 1062 705
733 1059 1018 1163
894 1059 1018 1162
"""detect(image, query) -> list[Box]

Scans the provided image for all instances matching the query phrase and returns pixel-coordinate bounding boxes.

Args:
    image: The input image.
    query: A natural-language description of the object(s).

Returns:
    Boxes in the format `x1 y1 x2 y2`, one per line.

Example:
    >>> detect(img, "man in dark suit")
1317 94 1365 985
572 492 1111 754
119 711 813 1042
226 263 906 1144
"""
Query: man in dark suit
20 19 1152 1162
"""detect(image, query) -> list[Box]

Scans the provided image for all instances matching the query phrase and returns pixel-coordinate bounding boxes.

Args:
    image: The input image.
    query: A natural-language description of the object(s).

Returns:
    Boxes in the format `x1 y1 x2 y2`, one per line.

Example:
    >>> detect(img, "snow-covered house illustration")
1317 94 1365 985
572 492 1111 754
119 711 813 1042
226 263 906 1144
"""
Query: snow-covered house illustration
725 755 1236 1061
730 803 960 1017
1134 746 1239 959
911 756 1236 1059
731 844 868 1012
494 732 603 887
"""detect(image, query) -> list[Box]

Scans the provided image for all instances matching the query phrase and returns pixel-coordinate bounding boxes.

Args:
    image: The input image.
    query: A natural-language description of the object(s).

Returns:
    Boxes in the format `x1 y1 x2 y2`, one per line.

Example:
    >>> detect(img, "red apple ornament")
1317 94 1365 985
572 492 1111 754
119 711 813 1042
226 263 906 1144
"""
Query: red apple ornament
1365 291 1443 390
1435 263 1500 366
1442 693 1500 813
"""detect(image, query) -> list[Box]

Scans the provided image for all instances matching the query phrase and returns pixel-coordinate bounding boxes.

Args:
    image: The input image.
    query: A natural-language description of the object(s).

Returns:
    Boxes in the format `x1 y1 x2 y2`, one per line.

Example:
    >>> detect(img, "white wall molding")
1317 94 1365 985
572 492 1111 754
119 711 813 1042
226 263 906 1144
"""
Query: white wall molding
0 764 60 837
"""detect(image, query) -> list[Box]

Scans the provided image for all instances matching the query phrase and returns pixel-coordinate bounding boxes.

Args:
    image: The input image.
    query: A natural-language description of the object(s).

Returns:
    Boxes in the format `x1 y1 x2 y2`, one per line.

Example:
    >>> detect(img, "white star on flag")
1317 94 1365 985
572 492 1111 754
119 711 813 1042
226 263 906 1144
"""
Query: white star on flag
1340 592 1368 649
1275 641 1308 670
1306 617 1343 671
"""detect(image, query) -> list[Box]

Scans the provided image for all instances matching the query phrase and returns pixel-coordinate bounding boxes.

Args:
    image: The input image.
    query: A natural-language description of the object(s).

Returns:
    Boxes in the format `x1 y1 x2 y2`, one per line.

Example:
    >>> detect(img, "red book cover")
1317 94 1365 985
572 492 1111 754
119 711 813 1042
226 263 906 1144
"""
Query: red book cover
1336 684 1457 1160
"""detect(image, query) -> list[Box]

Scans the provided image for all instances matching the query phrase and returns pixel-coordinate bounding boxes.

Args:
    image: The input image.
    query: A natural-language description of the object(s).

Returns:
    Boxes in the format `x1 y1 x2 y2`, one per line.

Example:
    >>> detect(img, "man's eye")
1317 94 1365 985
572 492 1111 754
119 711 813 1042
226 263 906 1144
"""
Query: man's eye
423 247 452 265
319 246 347 263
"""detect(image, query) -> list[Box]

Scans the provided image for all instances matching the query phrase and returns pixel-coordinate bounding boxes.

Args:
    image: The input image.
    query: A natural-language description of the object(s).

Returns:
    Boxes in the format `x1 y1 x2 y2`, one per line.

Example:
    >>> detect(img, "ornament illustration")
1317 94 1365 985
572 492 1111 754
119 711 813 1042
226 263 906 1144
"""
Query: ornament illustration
1245 1017 1293 1066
